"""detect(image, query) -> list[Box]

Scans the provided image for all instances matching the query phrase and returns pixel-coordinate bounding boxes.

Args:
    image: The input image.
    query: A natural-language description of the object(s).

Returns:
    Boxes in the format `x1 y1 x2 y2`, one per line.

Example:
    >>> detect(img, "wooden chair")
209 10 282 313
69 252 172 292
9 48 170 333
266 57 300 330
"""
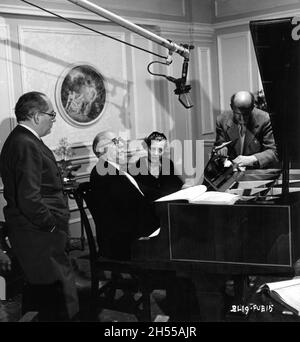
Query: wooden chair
72 181 175 322
0 222 24 301
18 311 39 322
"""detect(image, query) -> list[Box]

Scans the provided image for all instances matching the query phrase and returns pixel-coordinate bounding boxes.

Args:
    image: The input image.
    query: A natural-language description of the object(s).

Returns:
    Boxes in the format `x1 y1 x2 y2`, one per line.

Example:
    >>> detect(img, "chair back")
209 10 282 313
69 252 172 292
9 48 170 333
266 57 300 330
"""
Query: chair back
73 182 98 263
0 222 10 252
72 183 176 321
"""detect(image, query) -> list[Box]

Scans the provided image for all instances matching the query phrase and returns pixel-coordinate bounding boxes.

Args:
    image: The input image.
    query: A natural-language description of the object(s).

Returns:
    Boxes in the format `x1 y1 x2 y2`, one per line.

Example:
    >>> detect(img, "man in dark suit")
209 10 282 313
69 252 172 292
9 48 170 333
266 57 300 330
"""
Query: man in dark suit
0 222 11 295
90 131 159 260
0 91 79 321
215 91 279 168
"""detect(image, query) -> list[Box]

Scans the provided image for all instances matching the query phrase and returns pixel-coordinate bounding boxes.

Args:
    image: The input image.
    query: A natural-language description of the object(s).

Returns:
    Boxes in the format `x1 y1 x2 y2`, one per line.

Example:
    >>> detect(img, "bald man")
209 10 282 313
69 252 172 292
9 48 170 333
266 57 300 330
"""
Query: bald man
214 91 279 169
0 91 78 321
90 131 160 260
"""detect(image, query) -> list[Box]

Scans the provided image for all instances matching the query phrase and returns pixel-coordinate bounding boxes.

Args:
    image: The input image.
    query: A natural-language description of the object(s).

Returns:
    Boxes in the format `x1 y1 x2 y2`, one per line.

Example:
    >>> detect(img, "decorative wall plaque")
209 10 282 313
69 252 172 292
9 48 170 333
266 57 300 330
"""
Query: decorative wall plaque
56 63 106 126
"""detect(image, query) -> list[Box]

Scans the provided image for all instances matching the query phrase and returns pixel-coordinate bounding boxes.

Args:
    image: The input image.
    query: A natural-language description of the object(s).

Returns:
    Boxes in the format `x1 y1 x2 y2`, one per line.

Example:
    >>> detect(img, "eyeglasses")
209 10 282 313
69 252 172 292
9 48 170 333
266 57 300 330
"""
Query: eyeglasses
39 110 56 120
233 106 253 116
233 110 251 116
111 137 125 146
98 137 125 150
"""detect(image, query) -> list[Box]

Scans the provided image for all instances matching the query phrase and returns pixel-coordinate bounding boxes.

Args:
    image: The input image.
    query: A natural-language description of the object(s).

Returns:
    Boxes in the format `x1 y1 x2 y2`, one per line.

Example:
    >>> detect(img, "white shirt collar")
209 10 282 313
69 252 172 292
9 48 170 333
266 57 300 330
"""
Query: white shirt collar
105 160 144 196
18 123 41 140
107 160 120 170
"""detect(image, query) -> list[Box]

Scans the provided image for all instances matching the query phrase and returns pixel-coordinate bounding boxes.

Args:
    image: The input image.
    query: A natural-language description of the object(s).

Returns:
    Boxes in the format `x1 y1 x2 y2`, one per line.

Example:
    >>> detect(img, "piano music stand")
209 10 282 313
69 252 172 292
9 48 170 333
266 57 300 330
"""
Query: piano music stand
250 17 300 198
73 182 178 322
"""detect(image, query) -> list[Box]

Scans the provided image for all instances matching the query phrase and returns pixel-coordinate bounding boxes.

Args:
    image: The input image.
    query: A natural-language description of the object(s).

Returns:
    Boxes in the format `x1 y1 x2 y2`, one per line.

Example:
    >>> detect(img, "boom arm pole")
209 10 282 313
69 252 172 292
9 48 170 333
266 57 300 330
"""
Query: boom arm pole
67 0 190 59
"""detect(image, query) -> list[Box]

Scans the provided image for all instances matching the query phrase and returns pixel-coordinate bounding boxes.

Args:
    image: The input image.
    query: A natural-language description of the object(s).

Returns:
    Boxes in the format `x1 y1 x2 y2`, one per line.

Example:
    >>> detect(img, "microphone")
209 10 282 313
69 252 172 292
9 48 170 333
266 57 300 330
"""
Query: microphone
177 58 193 109
147 44 194 109
166 60 193 109
166 45 194 109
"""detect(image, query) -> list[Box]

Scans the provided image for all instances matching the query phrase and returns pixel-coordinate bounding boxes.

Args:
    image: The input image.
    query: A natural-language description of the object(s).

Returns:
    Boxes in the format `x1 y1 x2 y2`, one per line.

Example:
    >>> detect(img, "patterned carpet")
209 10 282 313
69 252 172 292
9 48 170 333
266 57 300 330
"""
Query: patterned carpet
3 240 299 322
70 248 171 322
0 240 170 322
0 296 22 322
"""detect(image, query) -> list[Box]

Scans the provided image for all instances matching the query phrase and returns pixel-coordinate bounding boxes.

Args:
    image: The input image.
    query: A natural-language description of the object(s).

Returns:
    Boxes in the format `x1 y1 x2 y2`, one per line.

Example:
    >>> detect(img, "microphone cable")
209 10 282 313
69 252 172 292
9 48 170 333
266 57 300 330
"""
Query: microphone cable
20 0 168 60
147 60 174 80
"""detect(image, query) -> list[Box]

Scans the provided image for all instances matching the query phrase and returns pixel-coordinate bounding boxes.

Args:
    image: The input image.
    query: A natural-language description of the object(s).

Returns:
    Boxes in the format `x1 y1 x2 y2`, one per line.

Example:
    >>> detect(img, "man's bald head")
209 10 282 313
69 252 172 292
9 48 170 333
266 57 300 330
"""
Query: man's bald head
230 91 255 125
230 91 255 110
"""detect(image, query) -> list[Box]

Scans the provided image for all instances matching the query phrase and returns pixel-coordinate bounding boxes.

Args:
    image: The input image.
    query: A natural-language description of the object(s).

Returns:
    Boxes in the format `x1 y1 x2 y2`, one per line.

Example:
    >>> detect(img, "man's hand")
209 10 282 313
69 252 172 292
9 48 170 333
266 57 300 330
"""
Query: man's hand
215 146 228 157
233 155 258 168
0 250 11 272
182 178 197 189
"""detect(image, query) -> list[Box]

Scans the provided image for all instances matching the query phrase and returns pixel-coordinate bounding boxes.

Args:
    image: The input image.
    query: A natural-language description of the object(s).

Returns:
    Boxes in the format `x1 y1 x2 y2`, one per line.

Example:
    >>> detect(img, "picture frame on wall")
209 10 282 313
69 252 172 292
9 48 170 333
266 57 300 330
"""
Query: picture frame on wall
55 63 106 127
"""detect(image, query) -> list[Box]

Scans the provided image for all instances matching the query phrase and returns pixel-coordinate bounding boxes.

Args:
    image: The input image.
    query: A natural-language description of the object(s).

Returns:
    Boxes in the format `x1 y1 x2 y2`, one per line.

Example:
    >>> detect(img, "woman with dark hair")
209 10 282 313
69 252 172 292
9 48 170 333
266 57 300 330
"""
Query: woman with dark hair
130 131 183 202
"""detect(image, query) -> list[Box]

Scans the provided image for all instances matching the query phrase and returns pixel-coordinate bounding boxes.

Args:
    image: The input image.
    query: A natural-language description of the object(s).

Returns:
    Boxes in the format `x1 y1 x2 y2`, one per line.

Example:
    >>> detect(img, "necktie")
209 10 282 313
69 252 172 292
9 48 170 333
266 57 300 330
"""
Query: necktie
239 124 246 154
120 170 144 196
239 124 246 137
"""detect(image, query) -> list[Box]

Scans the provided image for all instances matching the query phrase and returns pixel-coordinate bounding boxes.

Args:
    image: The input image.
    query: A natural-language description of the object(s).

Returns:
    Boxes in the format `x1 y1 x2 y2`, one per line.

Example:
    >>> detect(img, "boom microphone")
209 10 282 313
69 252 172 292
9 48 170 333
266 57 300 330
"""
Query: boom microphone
166 46 194 109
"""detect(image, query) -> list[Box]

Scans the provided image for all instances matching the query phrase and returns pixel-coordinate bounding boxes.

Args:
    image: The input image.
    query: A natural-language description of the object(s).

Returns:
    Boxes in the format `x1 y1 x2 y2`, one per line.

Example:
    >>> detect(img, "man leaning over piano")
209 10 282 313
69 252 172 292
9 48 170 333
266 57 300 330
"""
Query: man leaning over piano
215 90 279 169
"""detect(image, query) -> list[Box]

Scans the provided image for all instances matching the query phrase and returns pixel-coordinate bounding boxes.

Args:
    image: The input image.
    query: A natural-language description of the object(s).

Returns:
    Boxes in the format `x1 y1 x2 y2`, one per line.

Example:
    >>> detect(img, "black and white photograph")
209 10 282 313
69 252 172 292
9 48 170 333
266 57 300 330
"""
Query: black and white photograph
0 0 300 330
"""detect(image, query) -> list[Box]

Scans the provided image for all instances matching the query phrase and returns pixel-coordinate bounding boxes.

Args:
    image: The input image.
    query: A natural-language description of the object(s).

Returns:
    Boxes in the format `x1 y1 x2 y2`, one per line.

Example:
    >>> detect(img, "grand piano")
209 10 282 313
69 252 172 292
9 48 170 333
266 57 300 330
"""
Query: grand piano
132 17 300 279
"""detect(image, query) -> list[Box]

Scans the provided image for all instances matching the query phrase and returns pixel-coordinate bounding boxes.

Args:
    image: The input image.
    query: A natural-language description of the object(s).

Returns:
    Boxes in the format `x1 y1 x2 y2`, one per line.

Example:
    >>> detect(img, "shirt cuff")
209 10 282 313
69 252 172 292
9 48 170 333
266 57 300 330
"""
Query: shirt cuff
252 155 260 167
49 225 56 233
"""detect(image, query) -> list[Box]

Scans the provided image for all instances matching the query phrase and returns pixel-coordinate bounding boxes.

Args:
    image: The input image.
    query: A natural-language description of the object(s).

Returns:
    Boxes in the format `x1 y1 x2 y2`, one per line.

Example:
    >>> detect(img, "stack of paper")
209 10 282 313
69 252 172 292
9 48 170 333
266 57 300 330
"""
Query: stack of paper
155 185 240 205
191 191 240 205
258 278 300 316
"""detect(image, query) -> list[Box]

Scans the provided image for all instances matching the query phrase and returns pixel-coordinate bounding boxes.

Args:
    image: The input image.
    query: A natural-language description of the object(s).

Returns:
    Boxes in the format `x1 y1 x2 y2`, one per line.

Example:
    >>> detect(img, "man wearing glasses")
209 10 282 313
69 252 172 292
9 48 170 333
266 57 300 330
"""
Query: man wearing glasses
90 130 160 260
0 91 79 321
214 91 278 169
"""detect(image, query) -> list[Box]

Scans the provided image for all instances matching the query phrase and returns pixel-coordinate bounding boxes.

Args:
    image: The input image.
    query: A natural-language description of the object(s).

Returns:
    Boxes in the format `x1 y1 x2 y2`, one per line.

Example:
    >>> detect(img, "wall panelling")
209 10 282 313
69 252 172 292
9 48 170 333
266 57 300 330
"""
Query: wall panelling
217 31 254 112
0 23 15 221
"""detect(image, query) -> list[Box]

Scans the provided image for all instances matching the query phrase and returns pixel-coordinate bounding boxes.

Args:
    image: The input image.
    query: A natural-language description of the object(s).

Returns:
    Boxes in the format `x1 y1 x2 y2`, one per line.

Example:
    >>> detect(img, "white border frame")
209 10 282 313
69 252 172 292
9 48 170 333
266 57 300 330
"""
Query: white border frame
55 62 107 127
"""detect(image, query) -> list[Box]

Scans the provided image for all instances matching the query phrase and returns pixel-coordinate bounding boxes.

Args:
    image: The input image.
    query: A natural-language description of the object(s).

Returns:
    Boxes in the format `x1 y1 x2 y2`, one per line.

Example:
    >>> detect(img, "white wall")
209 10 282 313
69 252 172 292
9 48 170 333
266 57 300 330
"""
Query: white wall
213 0 300 113
216 29 259 112
213 0 300 21
0 1 214 236
2 0 298 236
211 0 300 174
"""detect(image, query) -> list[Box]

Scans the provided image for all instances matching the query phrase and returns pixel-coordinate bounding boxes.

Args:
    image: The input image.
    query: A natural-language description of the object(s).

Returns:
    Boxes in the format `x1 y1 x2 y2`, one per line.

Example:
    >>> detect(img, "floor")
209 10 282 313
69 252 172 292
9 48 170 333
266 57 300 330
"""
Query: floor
70 245 299 322
70 247 173 322
2 240 300 322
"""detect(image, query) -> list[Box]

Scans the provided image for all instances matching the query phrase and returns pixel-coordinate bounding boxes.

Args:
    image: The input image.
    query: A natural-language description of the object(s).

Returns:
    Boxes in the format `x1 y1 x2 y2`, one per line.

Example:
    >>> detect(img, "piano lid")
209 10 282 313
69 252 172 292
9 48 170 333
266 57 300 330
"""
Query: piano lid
250 17 300 165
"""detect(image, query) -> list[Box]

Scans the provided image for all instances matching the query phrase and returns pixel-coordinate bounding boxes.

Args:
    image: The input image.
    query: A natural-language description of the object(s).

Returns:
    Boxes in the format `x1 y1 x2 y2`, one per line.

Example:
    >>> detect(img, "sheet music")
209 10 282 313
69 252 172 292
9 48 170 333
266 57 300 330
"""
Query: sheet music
155 185 207 202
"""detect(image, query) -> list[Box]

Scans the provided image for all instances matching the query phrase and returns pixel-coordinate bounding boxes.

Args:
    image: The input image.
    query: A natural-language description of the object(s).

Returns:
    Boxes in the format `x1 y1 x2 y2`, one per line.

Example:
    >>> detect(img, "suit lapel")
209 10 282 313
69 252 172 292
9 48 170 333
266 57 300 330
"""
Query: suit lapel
16 125 58 165
243 129 256 154
243 115 260 153
39 140 57 163
226 119 241 157
226 112 260 155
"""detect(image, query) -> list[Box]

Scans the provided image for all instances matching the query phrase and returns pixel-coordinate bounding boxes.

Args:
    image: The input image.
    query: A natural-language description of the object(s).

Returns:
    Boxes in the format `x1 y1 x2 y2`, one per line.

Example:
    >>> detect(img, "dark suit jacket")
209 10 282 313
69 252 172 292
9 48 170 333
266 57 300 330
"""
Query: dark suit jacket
0 125 78 318
215 108 279 168
129 156 184 202
90 159 160 260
